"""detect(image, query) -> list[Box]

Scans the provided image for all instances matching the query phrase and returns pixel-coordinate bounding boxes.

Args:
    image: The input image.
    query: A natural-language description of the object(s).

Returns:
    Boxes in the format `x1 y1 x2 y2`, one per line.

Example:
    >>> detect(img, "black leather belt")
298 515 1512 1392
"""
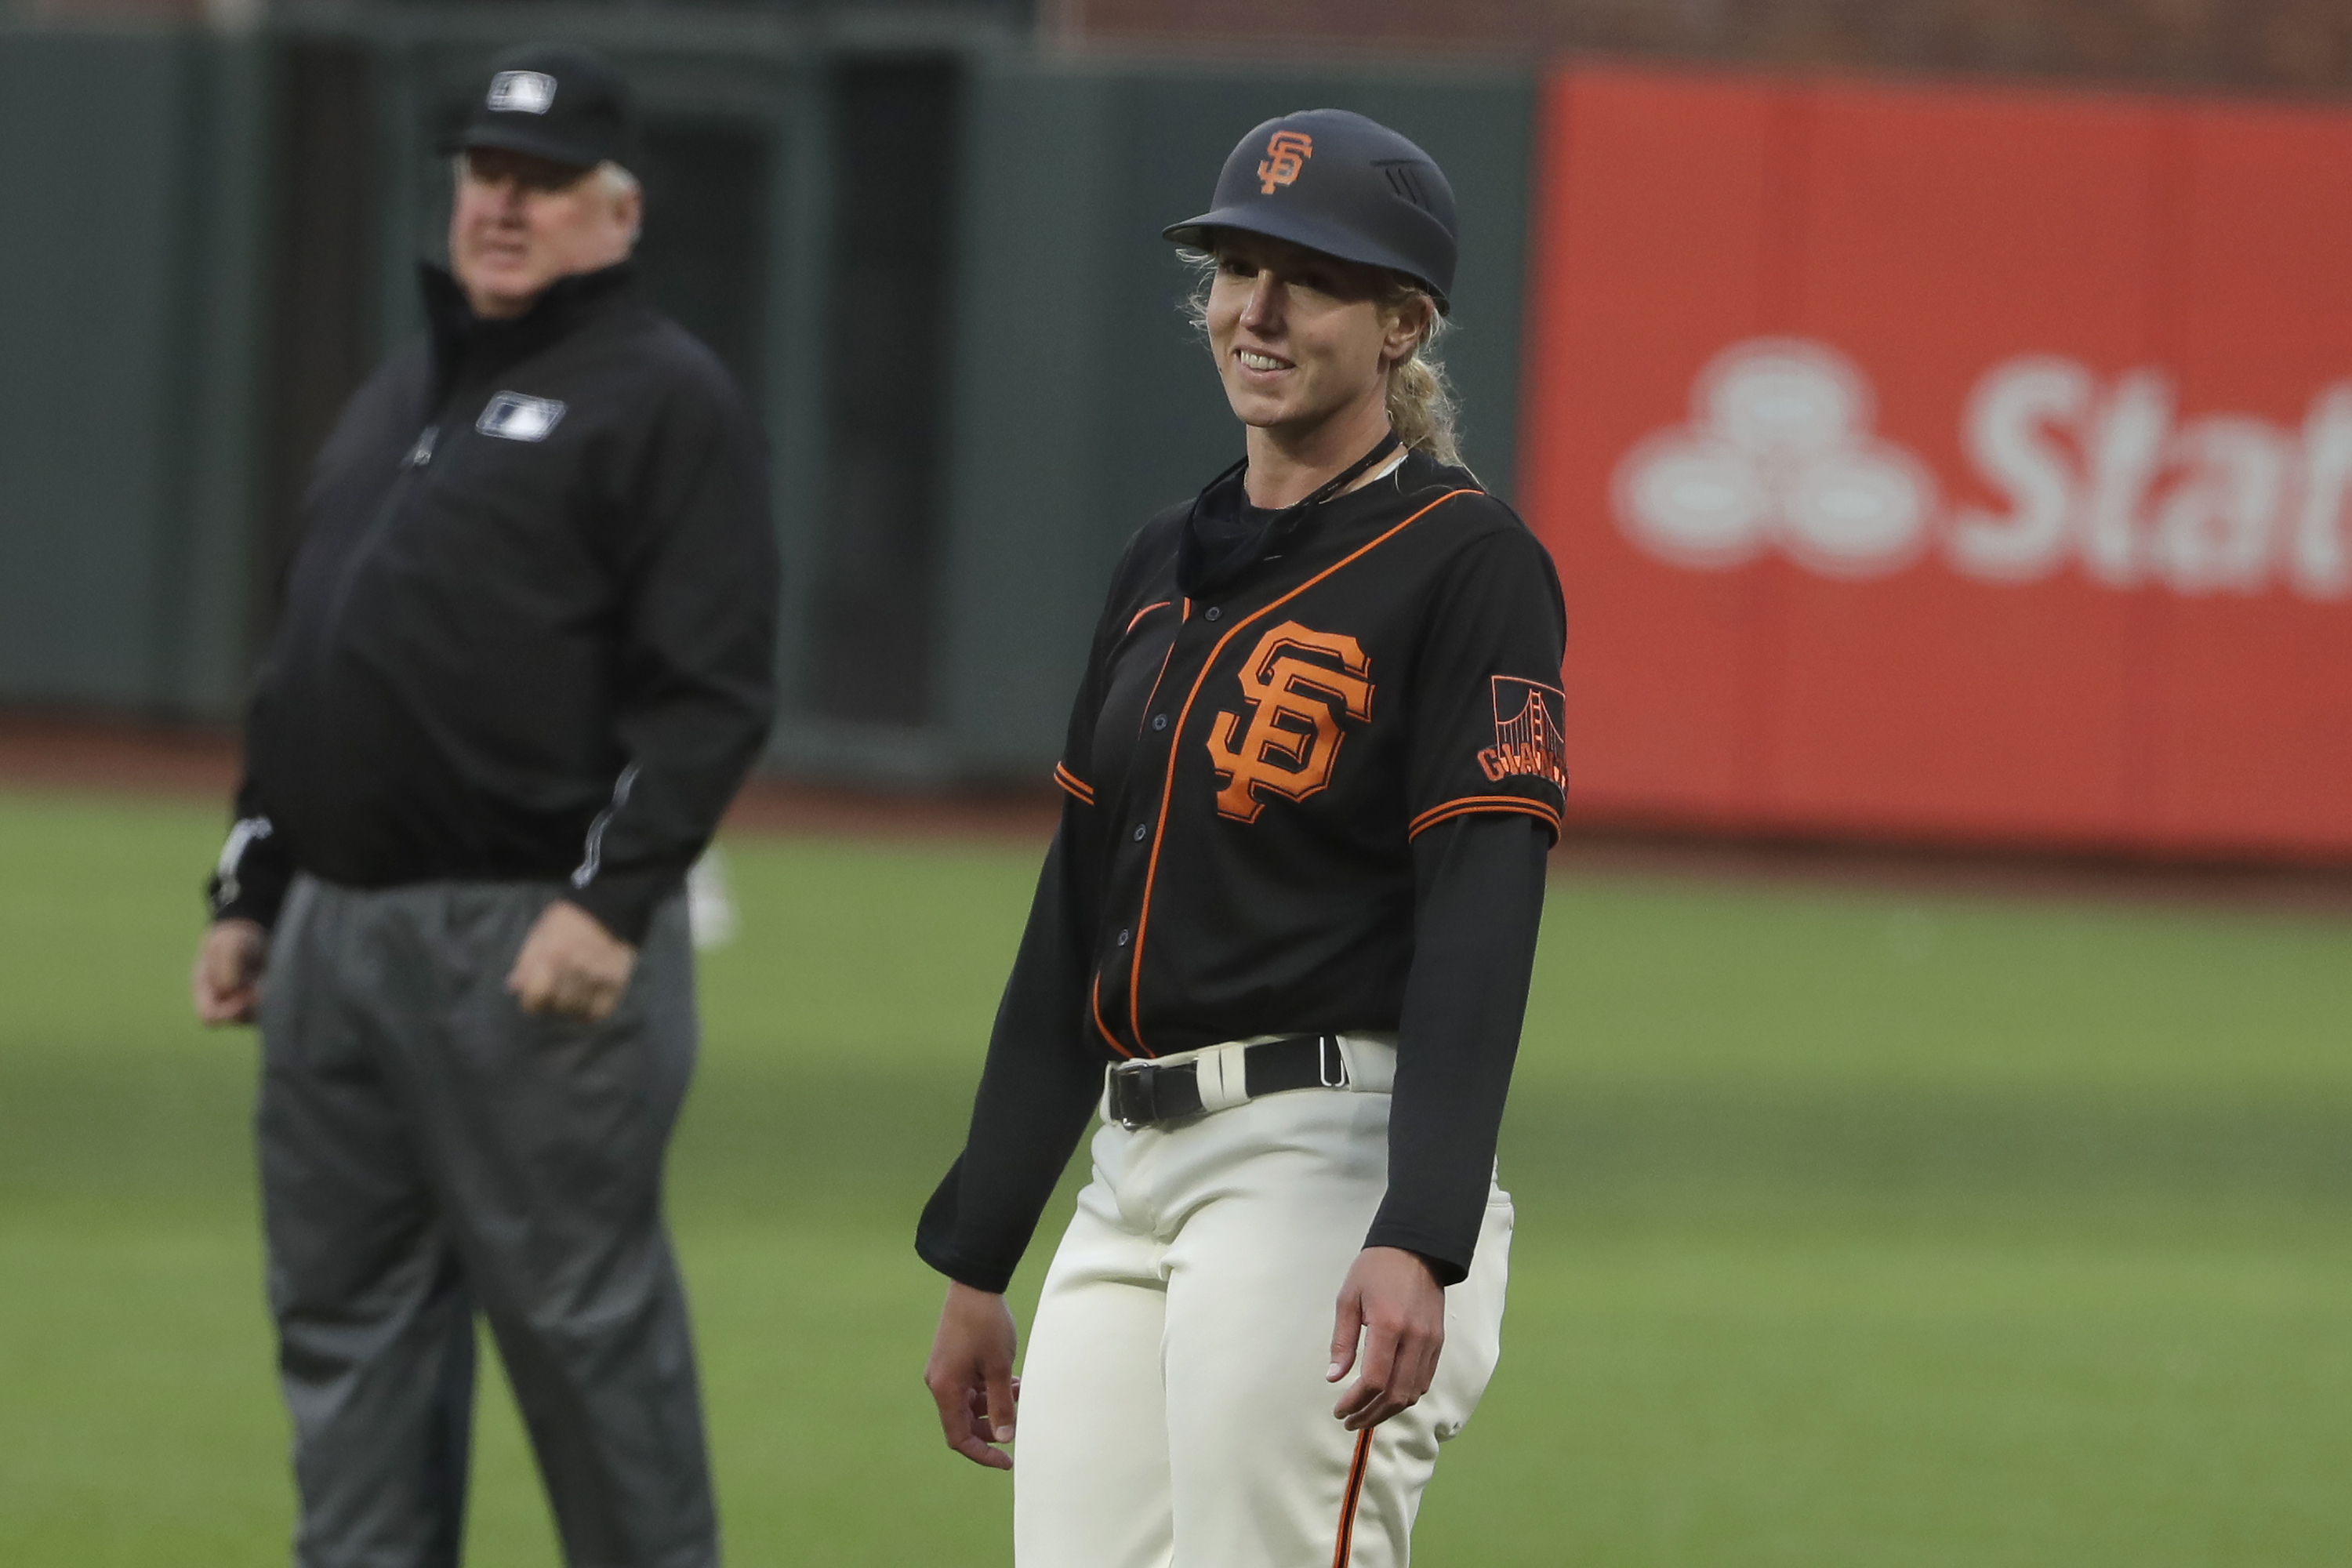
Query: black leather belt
1106 1034 1351 1129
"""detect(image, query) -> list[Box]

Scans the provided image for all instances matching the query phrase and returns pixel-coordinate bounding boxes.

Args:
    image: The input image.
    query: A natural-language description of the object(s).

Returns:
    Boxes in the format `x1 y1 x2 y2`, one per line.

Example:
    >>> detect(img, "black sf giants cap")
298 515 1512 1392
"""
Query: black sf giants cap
445 42 641 172
1163 109 1459 313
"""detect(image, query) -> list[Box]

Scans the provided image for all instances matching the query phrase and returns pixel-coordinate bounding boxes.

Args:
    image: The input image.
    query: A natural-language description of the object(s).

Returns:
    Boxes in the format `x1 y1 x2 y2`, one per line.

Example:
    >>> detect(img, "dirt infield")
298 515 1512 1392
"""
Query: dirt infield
0 713 1063 843
0 714 245 801
4 711 2347 916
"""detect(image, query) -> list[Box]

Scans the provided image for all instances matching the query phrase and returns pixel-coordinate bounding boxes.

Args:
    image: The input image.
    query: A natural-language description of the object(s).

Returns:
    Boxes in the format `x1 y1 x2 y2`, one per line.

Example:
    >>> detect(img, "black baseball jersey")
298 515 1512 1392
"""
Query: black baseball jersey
1062 453 1566 1058
919 448 1565 1292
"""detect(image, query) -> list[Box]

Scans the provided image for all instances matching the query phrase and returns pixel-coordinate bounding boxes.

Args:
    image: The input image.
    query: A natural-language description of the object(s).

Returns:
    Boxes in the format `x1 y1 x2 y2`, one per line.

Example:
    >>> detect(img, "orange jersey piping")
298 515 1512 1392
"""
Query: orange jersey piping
1132 598 1190 740
1127 490 1479 1055
1123 599 1174 637
1052 762 1095 805
1090 974 1134 1059
1087 601 1182 1060
1406 793 1563 840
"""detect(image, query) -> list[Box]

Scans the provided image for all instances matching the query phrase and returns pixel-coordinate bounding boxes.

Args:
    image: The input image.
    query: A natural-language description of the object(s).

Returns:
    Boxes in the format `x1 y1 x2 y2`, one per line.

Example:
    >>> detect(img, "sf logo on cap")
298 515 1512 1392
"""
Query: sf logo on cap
488 70 557 114
1258 131 1313 195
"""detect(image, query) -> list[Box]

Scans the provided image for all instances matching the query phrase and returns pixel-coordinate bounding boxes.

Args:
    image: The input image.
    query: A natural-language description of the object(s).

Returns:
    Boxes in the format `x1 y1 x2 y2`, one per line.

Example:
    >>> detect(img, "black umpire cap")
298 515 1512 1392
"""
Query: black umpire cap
1163 109 1460 313
445 42 641 172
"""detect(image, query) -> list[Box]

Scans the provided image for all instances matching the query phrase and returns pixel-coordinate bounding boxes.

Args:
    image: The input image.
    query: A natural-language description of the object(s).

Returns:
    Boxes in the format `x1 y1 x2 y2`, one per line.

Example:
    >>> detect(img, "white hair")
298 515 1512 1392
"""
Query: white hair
596 163 641 242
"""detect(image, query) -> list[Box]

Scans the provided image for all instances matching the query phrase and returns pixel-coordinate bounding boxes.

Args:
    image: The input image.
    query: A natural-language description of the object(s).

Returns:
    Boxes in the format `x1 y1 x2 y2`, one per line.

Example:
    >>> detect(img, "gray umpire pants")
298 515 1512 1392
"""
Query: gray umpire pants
257 875 717 1568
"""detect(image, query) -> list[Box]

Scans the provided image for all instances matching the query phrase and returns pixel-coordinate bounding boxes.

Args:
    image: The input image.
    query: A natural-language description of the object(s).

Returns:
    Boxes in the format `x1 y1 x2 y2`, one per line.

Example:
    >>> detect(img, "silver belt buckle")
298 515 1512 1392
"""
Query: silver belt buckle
1109 1058 1153 1130
1317 1034 1348 1090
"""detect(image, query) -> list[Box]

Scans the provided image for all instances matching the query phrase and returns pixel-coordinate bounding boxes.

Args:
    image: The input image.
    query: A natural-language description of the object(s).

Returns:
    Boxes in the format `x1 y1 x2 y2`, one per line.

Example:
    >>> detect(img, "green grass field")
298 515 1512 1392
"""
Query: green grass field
2 786 2348 1566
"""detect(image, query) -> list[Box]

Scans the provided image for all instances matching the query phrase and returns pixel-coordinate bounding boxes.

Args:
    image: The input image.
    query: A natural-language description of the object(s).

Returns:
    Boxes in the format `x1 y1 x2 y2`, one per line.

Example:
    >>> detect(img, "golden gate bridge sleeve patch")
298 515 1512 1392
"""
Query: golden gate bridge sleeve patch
1476 676 1570 793
1400 518 1570 842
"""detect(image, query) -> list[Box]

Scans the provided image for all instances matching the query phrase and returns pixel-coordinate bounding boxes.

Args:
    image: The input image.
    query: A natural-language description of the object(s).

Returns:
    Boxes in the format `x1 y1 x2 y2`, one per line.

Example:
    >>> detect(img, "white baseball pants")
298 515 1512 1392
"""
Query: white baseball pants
1012 1038 1513 1568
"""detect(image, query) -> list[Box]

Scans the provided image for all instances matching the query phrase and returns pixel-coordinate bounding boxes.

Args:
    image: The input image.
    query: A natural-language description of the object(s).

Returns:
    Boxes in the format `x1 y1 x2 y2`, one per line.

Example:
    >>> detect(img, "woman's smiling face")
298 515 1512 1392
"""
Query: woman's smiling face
1205 232 1426 443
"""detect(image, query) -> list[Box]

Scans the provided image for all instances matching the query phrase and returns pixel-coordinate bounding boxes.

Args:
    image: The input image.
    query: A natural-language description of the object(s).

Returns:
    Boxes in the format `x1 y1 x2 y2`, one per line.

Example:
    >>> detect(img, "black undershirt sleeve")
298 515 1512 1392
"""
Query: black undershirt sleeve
1363 810 1552 1287
916 530 1160 1295
914 799 1108 1294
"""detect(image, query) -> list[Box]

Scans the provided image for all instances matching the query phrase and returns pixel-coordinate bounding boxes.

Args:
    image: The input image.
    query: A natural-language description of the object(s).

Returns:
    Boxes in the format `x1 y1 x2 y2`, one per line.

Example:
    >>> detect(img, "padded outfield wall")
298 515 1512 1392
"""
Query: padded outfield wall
0 25 267 722
0 17 1535 771
2 18 2347 863
1523 65 2352 862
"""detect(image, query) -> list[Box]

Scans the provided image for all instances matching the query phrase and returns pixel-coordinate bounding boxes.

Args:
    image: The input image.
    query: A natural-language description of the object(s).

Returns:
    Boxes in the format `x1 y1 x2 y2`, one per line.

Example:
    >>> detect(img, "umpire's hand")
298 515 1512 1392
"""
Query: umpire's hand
509 900 638 1022
191 918 269 1025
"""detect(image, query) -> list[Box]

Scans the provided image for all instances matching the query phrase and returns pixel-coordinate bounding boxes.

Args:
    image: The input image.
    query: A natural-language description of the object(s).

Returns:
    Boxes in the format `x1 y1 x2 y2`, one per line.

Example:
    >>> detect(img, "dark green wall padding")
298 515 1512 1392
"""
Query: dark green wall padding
0 27 267 720
0 20 1537 781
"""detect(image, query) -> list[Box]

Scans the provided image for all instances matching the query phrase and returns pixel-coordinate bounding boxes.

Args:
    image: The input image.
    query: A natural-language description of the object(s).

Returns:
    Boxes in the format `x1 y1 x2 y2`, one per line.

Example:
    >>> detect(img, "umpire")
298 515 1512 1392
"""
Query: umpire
187 43 775 1568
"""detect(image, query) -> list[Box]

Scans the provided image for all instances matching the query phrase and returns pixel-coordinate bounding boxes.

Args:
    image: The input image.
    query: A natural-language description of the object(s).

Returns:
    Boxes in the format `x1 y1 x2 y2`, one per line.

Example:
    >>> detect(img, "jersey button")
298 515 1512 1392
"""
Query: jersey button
1116 927 1131 946
1204 606 1222 622
1132 824 1147 841
1152 713 1169 731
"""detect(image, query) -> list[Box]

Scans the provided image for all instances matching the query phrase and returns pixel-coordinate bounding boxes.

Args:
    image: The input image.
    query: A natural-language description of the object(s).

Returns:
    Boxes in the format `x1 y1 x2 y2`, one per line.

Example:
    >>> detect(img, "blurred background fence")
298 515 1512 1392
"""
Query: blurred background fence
0 4 1534 783
0 0 2347 857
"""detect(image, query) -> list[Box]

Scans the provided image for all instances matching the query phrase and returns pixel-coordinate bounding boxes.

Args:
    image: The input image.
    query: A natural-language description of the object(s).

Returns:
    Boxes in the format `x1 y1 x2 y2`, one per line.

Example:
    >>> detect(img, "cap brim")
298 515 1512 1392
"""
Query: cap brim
1163 206 1450 313
442 124 604 172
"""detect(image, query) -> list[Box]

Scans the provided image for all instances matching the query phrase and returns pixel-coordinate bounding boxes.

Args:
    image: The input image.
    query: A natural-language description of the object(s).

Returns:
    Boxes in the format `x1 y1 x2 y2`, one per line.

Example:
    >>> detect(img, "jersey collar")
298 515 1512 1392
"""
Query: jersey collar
1178 430 1405 597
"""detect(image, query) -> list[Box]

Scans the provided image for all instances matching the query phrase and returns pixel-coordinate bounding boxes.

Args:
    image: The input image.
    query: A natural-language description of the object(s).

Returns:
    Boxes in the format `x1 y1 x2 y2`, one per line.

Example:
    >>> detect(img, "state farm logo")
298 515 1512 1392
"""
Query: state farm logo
1616 339 1936 579
1613 338 2352 600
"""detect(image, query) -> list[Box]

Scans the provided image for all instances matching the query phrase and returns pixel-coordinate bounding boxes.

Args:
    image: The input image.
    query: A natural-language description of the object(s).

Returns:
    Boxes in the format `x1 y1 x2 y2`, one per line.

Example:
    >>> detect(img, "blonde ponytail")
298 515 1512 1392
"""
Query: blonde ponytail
1381 294 1461 467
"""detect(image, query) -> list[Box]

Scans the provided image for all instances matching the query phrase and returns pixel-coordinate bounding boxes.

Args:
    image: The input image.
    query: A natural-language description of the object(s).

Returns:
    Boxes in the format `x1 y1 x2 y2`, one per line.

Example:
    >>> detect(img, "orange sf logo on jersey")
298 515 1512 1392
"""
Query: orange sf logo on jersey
1257 131 1313 194
1207 622 1373 822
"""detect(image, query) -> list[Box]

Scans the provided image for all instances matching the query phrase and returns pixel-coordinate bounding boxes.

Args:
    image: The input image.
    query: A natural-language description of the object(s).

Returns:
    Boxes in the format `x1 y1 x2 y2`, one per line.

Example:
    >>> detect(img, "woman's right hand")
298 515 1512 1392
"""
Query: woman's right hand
924 1281 1021 1471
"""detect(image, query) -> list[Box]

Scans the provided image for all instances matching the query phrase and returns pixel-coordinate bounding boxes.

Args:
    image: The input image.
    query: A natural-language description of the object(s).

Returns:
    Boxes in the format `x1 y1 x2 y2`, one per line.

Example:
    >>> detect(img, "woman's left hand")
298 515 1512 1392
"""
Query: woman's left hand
1327 1246 1445 1432
924 1282 1022 1470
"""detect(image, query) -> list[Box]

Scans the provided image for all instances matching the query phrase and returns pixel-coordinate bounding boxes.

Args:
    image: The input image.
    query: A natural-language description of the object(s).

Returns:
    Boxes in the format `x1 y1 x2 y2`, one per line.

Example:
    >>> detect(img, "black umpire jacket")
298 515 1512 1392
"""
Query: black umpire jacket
210 262 779 945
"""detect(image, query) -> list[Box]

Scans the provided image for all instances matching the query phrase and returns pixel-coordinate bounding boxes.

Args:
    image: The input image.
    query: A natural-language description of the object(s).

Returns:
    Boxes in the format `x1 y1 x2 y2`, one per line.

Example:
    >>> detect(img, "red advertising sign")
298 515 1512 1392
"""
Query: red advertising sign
1520 65 2352 859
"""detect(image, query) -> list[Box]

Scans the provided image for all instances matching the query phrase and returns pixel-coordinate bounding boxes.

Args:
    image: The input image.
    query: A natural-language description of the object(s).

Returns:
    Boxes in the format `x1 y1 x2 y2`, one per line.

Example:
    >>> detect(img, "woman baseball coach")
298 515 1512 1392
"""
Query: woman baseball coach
918 109 1566 1567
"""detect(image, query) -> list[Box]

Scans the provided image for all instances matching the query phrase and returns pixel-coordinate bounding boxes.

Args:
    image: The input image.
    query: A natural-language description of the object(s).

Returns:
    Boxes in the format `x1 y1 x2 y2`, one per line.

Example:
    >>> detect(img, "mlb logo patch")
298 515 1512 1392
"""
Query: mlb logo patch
486 70 556 114
477 393 566 442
